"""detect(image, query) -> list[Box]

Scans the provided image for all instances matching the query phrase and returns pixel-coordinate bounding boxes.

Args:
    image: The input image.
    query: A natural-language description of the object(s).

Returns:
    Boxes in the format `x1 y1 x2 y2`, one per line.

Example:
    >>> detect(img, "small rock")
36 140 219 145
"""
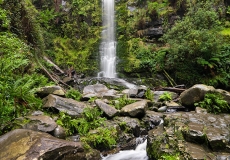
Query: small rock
158 106 167 112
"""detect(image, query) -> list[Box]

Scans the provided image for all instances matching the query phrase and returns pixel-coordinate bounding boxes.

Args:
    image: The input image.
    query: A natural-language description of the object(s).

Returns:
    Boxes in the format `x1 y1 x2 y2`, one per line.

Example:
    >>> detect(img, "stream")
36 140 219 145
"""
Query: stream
101 138 148 160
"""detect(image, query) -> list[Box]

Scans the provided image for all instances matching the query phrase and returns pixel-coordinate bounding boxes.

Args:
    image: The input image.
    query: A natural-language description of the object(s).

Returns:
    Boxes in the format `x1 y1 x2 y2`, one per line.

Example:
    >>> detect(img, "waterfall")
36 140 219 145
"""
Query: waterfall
98 0 117 78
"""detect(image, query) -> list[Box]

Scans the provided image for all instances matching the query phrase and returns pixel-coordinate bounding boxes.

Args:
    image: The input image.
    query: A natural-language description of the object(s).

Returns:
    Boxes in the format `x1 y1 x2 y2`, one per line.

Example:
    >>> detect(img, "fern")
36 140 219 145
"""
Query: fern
66 88 82 101
159 92 172 102
194 93 230 114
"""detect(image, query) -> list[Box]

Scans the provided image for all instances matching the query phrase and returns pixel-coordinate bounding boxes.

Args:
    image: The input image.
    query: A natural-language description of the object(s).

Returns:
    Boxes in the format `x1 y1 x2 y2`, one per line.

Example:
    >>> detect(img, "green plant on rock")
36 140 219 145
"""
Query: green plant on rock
159 92 172 102
81 127 117 149
56 107 118 149
160 153 180 160
194 92 230 114
145 88 154 101
66 88 82 101
111 95 136 110
57 107 105 136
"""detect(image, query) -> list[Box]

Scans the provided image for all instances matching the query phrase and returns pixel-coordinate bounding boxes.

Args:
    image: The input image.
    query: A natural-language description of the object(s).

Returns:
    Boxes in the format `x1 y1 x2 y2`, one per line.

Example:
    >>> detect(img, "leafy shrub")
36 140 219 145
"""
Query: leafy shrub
81 127 117 149
65 88 82 101
0 33 50 133
194 92 230 114
56 107 117 149
159 92 172 102
145 88 154 101
57 107 105 135
110 95 136 110
161 1 225 85
160 153 180 160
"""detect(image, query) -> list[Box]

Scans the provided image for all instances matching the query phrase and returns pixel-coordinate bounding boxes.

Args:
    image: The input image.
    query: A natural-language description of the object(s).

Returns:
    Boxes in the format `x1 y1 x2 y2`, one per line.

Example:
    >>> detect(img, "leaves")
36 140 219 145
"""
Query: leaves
194 93 230 114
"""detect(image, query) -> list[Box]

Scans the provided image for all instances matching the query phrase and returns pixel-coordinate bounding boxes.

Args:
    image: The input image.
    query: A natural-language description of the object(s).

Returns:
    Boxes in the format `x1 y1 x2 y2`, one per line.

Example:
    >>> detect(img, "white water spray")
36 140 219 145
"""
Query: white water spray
102 139 148 160
98 0 117 78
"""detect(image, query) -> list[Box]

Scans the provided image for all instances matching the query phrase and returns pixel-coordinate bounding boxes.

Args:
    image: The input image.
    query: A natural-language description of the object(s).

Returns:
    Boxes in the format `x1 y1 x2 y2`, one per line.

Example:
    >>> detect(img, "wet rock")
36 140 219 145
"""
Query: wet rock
120 137 137 150
158 106 167 112
129 88 138 98
121 100 148 117
142 111 163 130
182 122 206 144
43 94 87 117
24 115 57 133
31 110 44 116
82 83 118 100
95 99 119 118
114 116 141 137
52 125 66 139
179 84 215 107
147 111 230 159
195 107 208 114
67 135 81 142
36 85 65 98
79 77 137 90
206 127 228 151
215 89 230 105
184 142 215 160
0 129 84 160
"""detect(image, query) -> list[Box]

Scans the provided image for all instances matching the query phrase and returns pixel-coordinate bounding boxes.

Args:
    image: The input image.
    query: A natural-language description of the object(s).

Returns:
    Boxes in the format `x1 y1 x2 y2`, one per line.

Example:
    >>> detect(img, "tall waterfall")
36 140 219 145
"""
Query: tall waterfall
98 0 116 78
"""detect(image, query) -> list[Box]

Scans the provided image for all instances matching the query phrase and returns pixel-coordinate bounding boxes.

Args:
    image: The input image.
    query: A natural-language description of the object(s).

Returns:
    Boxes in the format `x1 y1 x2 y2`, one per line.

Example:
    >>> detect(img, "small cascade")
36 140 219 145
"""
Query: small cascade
98 0 117 78
102 139 148 160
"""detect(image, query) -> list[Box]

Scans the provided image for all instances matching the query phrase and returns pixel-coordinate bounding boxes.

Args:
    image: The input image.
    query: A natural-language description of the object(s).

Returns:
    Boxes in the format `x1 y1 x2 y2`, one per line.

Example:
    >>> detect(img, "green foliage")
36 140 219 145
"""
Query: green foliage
81 127 117 149
56 107 117 149
56 112 76 135
65 88 82 101
194 92 230 114
159 92 172 102
37 9 56 29
111 95 136 110
2 0 45 51
160 153 180 160
57 107 105 135
147 0 173 18
161 1 225 85
0 33 50 132
0 7 9 29
145 88 154 101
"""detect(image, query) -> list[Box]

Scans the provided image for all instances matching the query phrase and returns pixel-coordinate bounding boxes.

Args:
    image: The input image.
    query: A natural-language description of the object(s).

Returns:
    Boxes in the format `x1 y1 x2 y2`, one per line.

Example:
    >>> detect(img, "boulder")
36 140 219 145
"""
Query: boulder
179 84 215 107
52 125 66 139
24 115 57 133
36 85 65 98
215 89 230 105
42 94 87 117
114 116 141 137
121 100 148 118
95 99 119 118
0 129 85 160
142 111 163 130
82 84 118 100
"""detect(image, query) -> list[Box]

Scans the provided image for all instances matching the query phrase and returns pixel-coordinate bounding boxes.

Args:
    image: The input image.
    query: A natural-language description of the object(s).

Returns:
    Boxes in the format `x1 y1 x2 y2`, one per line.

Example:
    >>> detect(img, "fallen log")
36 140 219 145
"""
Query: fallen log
162 87 186 93
43 56 65 75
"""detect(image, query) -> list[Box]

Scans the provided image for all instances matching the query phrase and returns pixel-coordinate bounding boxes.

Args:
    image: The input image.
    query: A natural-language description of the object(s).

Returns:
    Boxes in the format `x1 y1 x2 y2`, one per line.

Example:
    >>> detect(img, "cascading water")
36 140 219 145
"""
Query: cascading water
101 139 148 160
98 0 117 78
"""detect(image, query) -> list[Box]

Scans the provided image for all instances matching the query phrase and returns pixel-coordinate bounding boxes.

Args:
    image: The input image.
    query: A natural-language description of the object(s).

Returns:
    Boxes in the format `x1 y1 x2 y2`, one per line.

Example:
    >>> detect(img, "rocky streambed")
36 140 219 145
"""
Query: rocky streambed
0 79 230 160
